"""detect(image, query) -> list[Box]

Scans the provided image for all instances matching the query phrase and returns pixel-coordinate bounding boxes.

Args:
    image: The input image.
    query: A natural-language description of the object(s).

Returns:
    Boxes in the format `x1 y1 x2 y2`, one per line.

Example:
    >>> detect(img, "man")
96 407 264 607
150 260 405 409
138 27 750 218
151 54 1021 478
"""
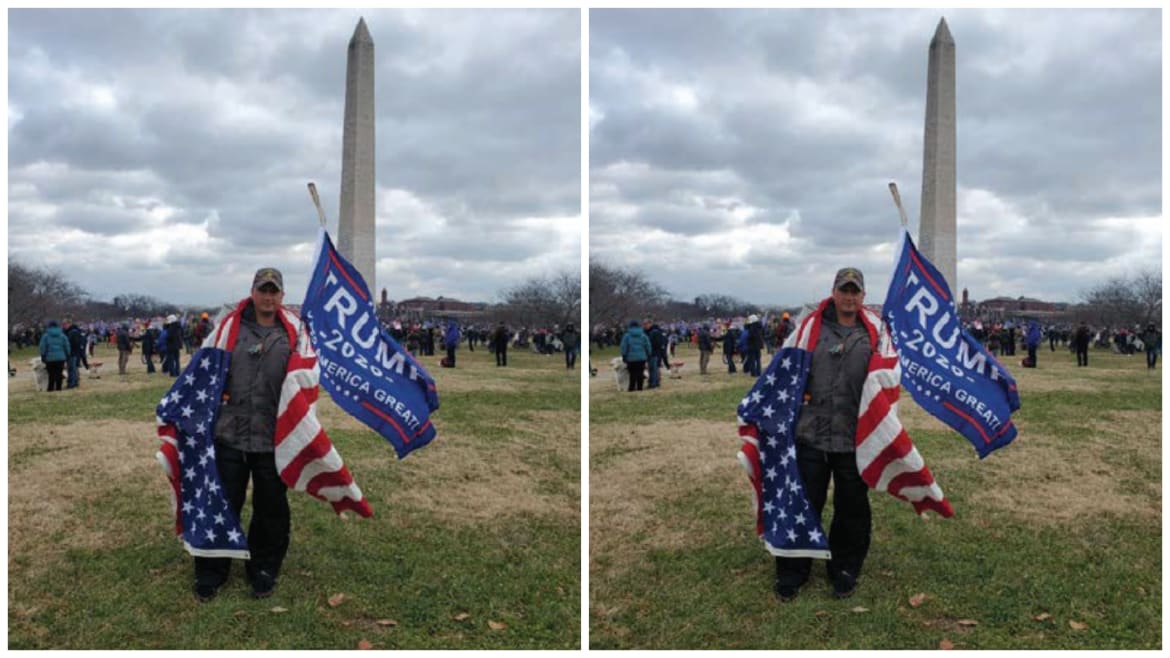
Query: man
163 314 184 376
193 312 213 346
490 321 509 367
116 323 133 375
443 319 460 367
743 314 764 377
560 323 579 370
63 319 88 389
192 268 296 602
646 319 668 388
721 322 739 374
1141 323 1161 370
697 323 714 375
775 267 874 602
1024 321 1042 368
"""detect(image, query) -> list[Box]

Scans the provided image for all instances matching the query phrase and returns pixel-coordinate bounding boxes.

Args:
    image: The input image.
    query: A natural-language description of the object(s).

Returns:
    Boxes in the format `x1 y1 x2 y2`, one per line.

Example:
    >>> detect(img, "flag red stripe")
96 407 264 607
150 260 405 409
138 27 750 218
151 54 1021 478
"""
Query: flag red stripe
859 428 915 486
942 400 992 445
360 400 412 444
908 247 951 302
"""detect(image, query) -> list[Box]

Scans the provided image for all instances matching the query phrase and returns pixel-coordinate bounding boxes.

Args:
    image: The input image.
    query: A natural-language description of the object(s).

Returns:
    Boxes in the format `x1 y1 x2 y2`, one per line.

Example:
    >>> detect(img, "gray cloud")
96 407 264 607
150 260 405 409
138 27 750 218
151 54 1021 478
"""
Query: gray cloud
590 8 1161 306
9 8 581 306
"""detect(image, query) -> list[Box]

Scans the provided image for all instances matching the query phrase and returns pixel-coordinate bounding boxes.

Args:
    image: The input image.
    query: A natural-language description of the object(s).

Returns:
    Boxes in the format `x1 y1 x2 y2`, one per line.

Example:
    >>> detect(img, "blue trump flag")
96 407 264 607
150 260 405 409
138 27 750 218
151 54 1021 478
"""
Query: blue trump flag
303 228 440 458
882 230 1020 458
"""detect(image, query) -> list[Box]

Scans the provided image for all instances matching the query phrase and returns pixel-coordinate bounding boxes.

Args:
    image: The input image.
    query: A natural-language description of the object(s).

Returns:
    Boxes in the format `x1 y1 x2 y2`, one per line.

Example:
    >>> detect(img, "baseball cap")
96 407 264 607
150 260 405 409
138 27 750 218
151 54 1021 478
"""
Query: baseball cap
833 267 865 292
252 267 284 291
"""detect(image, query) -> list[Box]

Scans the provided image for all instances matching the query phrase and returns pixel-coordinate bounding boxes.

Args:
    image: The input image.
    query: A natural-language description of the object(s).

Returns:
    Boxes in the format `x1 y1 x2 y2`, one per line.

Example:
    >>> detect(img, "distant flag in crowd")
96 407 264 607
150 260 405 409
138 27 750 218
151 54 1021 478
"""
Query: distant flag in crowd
156 300 372 558
302 228 440 459
883 230 1020 458
738 298 954 556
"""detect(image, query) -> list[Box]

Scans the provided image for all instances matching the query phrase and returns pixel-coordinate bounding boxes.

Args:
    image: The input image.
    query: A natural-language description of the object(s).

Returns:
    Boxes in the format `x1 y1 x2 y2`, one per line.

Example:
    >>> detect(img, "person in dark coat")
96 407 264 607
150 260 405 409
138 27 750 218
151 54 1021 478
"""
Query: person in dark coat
1073 322 1092 367
560 323 580 370
490 322 509 367
646 320 668 388
721 324 740 374
116 323 134 375
163 314 184 376
64 319 89 388
697 323 715 375
1141 323 1161 370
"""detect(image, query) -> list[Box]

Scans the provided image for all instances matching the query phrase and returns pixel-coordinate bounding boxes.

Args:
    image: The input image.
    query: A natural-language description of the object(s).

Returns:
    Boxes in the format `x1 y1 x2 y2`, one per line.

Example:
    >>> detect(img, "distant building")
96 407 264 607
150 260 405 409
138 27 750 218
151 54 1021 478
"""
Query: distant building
394 295 487 322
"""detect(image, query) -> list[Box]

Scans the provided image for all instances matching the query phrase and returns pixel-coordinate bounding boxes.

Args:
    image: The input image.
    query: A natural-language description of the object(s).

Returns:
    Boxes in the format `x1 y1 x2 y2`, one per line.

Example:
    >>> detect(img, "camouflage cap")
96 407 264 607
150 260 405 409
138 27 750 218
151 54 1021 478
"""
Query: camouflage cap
252 267 284 291
833 267 865 292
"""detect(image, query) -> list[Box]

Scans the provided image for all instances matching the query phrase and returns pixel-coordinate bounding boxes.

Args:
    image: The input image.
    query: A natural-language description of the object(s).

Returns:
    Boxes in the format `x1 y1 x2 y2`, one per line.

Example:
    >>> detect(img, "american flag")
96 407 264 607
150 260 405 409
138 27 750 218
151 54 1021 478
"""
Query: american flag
736 346 831 558
156 299 372 558
738 298 952 556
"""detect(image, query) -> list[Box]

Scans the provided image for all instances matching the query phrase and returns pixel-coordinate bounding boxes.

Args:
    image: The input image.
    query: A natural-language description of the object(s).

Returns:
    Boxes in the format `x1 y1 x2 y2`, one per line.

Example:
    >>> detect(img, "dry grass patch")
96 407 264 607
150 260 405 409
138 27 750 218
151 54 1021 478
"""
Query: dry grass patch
590 419 742 568
386 410 580 524
9 418 159 576
971 409 1160 525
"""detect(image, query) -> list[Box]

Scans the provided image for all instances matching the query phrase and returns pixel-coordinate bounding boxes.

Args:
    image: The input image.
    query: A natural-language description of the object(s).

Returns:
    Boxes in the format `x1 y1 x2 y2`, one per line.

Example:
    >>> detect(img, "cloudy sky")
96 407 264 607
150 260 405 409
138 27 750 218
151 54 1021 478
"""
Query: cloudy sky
9 9 580 307
590 8 1162 307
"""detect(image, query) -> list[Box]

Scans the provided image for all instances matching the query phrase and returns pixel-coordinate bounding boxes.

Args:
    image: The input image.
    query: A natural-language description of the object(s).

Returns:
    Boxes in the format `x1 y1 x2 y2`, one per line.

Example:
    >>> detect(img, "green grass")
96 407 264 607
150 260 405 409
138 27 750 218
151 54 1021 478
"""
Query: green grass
588 343 1161 649
8 343 581 649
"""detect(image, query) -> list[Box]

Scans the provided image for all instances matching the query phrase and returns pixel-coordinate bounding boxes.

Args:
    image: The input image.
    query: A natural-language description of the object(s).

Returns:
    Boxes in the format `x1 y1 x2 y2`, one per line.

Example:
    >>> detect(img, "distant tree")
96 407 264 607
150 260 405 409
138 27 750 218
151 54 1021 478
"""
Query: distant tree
111 293 174 318
1081 268 1162 328
497 270 580 329
589 262 669 329
693 293 757 318
8 261 89 328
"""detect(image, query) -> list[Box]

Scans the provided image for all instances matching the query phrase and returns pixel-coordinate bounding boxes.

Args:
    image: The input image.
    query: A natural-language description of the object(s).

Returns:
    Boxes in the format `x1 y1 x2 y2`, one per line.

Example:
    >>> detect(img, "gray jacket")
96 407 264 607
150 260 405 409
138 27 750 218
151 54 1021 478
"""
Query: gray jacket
795 303 873 453
214 307 292 453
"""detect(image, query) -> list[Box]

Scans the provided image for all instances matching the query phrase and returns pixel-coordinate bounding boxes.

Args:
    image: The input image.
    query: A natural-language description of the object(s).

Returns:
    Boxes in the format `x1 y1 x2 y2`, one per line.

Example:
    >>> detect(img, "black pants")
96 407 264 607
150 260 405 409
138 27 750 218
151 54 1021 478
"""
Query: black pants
496 347 507 367
1027 345 1038 367
626 360 646 391
195 445 290 588
1076 347 1089 367
446 346 456 367
775 446 871 588
45 360 65 391
1148 348 1159 369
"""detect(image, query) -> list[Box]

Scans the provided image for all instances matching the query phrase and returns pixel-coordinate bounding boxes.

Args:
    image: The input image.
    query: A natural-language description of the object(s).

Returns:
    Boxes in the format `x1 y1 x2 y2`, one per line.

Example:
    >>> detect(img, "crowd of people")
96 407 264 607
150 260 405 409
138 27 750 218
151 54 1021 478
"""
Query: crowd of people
384 320 580 370
12 311 583 393
595 313 1162 391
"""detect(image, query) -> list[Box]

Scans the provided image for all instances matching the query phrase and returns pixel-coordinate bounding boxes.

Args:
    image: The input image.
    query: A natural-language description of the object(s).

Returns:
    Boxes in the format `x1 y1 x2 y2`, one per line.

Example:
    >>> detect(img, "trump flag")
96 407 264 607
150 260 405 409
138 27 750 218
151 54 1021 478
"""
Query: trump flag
882 230 1020 458
302 228 440 458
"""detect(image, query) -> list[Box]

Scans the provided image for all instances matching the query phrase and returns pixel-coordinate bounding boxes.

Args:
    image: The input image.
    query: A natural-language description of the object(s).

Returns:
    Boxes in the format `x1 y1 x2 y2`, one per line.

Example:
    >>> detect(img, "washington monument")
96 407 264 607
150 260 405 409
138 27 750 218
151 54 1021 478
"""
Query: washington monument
339 17 376 293
919 17 957 291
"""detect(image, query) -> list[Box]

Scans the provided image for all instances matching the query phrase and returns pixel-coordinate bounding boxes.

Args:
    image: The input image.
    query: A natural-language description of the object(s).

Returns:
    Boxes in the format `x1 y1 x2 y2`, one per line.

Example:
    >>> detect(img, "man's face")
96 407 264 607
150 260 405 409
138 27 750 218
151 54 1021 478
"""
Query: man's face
251 282 284 314
832 283 865 314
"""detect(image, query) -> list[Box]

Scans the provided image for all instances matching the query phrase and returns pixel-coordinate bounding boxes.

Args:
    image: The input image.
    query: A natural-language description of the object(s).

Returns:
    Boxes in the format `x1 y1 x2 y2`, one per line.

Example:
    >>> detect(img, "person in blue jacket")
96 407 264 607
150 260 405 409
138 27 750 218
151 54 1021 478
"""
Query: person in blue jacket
443 319 461 368
1024 321 1042 368
38 320 71 392
619 320 651 391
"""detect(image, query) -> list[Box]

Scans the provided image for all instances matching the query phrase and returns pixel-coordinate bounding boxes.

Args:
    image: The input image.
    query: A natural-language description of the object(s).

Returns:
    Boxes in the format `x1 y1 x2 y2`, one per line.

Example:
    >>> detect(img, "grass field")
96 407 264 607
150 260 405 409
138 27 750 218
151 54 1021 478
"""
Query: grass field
8 342 581 650
588 343 1161 650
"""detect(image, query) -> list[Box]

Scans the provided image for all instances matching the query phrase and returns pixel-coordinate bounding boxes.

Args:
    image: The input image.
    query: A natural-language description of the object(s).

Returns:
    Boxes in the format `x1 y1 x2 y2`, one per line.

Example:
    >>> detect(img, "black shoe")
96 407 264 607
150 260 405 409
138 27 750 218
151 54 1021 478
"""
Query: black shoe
831 571 858 599
774 579 805 603
250 570 276 599
194 582 220 603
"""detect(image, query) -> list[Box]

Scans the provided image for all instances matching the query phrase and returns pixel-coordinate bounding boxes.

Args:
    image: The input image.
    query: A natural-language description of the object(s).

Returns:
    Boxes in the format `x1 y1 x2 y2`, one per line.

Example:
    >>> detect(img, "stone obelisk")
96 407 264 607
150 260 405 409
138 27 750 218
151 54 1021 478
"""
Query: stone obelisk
919 17 956 291
339 17 376 293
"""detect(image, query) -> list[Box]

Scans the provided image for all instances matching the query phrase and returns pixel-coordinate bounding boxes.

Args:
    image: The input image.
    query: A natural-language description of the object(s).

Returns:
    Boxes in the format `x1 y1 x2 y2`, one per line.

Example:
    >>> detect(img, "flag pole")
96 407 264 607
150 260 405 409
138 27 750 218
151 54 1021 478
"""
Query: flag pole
888 182 910 228
307 182 328 227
